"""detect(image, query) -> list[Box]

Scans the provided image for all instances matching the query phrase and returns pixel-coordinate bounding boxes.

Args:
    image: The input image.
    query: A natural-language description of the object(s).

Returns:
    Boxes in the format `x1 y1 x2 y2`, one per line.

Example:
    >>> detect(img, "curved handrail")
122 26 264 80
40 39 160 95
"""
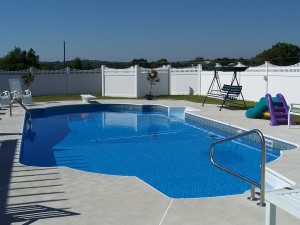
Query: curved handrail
10 97 31 118
210 129 266 206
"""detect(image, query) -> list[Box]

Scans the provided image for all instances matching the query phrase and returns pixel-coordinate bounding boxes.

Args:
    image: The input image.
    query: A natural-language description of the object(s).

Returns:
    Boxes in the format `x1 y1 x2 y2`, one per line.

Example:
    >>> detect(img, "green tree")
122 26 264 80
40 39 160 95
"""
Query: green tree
188 57 207 67
156 58 168 64
72 57 83 69
83 62 92 70
26 48 40 68
214 57 238 66
151 58 168 68
201 60 215 68
0 47 39 70
189 57 204 65
250 42 300 66
130 58 149 68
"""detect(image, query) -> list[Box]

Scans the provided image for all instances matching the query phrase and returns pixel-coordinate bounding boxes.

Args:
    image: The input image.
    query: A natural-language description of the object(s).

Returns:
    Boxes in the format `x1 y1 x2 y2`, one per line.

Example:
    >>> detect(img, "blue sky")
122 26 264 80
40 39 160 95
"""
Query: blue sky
1 0 299 62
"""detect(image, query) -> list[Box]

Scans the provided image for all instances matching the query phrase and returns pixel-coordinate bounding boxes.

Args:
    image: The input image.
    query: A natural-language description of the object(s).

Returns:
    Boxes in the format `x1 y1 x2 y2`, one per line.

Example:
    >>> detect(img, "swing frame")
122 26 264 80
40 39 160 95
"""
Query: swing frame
202 66 248 111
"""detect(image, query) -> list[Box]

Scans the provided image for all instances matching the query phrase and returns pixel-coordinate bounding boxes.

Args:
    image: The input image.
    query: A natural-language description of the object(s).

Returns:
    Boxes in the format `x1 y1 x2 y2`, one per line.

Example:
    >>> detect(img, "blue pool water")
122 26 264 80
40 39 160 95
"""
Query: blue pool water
20 104 294 198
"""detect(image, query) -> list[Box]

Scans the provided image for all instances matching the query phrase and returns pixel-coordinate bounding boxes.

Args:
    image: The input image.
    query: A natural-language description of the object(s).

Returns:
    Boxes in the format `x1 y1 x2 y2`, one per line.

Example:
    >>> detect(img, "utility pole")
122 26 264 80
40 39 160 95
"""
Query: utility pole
63 40 66 67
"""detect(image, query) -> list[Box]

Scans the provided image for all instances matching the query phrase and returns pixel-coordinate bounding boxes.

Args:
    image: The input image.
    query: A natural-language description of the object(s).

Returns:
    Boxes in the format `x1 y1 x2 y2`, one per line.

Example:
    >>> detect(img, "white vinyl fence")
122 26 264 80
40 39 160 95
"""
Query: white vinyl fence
0 61 300 103
137 66 169 97
170 66 201 95
169 62 300 104
0 67 102 96
102 66 136 97
235 62 300 103
101 65 170 98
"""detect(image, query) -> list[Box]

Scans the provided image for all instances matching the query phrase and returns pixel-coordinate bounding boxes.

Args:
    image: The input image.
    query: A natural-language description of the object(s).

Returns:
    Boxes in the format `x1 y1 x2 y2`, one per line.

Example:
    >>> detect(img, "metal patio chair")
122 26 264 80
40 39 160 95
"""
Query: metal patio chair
9 78 33 105
0 90 11 107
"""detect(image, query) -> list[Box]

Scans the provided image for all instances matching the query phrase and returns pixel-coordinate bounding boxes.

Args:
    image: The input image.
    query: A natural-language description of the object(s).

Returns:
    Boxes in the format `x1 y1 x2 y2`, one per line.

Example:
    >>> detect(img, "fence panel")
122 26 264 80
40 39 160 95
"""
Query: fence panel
137 67 169 97
267 63 300 103
0 68 102 96
137 68 149 98
103 67 136 97
69 69 102 94
239 65 267 102
170 67 199 95
31 70 68 95
0 70 29 91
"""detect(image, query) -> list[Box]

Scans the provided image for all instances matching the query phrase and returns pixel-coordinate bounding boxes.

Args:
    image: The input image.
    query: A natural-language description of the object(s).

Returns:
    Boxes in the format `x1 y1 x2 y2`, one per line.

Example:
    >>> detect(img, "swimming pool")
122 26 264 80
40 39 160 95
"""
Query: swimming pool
20 104 297 198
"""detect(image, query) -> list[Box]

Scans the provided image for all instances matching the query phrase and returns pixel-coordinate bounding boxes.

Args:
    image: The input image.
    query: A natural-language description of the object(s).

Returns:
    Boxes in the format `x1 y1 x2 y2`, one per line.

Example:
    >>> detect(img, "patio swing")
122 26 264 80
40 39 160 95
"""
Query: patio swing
202 66 248 111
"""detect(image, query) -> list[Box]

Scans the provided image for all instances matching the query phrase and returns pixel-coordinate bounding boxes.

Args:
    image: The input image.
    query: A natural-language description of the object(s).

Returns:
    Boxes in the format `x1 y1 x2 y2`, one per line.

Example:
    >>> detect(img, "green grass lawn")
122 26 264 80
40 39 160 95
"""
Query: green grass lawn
155 95 257 108
33 94 256 108
32 94 299 124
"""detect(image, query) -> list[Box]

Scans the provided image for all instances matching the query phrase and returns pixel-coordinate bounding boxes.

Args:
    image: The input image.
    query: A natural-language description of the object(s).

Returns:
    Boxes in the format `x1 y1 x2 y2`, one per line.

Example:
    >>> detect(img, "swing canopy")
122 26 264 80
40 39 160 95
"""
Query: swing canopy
202 66 248 72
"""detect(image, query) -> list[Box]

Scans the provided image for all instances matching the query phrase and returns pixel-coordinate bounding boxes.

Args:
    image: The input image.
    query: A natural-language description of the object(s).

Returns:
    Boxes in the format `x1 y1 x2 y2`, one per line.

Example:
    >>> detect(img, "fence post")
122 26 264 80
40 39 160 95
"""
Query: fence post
168 65 171 95
29 67 34 92
236 62 245 88
198 64 202 95
264 61 269 94
134 65 139 98
101 65 105 97
66 67 70 94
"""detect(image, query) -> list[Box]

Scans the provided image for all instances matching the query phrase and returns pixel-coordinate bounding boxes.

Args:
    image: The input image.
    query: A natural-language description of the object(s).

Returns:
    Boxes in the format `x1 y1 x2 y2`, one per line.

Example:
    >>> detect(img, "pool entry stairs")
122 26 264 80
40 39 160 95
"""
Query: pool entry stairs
265 93 295 126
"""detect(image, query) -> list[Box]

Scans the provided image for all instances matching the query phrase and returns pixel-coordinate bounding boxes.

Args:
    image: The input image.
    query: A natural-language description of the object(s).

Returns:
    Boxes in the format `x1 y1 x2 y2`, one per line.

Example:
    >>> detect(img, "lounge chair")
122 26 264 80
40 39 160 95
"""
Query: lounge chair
0 91 11 107
9 78 33 105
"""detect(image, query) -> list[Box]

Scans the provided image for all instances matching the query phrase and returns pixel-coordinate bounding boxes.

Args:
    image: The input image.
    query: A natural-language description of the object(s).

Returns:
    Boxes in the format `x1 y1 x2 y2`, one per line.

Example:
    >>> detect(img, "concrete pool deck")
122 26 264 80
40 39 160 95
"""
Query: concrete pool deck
1 99 300 225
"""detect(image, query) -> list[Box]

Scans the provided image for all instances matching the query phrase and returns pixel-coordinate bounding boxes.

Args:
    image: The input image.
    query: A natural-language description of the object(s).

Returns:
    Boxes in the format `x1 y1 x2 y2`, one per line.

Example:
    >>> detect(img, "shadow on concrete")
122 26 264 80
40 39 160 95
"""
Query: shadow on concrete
0 139 80 225
0 139 18 224
0 133 22 136
3 204 80 224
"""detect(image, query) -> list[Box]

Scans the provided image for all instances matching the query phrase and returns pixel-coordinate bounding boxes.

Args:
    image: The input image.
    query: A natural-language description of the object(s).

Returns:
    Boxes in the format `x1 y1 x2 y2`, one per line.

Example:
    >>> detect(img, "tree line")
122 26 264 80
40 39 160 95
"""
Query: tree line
0 42 299 71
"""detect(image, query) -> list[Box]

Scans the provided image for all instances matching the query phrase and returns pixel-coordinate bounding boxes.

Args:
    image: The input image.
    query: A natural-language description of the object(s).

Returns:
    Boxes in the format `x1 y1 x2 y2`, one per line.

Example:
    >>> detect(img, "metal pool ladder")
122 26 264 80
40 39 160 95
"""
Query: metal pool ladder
210 129 266 207
10 97 32 129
